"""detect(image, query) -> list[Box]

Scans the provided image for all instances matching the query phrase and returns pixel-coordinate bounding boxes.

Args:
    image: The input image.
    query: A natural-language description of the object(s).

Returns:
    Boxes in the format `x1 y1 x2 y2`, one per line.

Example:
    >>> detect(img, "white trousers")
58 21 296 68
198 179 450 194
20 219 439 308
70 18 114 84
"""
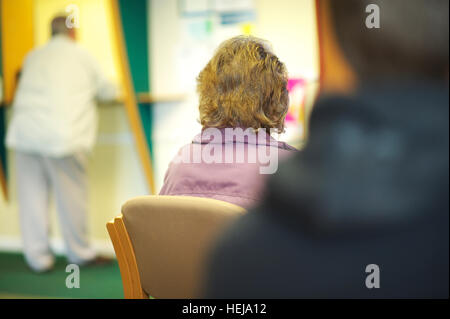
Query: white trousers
15 151 96 271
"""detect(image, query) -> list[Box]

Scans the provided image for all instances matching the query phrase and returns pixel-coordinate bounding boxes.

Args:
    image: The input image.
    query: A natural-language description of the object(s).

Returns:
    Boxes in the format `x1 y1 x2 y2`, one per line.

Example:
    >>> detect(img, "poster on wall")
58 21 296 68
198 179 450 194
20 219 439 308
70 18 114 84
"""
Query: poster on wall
176 0 256 92
281 78 307 147
175 0 311 148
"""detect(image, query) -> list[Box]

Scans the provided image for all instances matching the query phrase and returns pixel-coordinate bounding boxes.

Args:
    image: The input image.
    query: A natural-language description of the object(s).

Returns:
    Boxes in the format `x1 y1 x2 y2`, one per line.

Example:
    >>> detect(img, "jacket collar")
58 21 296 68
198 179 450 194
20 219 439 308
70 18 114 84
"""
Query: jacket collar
192 128 296 151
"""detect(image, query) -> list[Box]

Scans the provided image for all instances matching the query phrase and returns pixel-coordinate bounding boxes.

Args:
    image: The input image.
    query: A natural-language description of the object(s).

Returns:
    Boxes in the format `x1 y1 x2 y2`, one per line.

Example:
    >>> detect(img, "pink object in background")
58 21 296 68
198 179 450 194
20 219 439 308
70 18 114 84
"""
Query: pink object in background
286 78 306 124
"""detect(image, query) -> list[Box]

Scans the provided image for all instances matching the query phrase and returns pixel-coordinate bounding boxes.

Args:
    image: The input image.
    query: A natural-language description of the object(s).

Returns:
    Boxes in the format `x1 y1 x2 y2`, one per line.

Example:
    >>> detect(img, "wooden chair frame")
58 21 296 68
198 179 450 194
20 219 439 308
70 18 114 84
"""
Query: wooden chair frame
107 215 148 299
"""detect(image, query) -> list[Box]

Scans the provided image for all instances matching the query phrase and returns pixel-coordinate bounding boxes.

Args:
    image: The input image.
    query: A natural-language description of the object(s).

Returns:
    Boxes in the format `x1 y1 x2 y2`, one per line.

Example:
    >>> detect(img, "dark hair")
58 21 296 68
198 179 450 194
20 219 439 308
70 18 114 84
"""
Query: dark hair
51 16 70 36
328 0 449 81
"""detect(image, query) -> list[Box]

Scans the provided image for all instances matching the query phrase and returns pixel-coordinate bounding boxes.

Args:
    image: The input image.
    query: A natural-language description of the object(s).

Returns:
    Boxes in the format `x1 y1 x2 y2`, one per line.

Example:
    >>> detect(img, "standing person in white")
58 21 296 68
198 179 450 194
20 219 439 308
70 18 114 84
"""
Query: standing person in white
5 16 118 272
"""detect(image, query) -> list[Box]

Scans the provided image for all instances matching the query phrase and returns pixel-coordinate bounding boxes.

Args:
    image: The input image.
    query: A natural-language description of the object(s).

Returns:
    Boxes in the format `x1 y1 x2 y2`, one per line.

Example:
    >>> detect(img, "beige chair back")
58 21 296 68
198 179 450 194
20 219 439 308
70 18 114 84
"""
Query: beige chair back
108 195 246 298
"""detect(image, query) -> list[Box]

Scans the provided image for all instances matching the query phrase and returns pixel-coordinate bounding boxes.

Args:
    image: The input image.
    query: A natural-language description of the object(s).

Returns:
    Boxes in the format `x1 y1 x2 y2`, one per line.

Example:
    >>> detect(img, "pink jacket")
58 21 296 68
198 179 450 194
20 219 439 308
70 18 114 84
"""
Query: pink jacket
159 128 297 208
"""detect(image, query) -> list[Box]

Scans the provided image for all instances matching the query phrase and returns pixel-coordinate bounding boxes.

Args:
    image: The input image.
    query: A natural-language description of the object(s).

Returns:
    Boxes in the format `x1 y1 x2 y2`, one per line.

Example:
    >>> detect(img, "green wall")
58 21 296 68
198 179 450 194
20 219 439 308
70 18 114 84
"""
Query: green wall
0 5 7 180
118 0 153 159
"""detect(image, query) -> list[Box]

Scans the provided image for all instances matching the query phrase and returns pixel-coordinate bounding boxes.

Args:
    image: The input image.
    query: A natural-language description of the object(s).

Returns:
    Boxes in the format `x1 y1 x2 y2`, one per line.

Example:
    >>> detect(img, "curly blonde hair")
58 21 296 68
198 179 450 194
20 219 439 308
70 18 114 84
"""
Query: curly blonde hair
197 36 289 133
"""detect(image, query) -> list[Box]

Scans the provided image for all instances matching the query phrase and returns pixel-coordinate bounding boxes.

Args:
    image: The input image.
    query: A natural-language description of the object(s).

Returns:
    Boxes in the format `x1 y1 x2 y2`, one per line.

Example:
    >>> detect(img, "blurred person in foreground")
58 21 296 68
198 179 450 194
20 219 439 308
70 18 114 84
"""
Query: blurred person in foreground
204 0 449 298
160 36 296 209
5 16 119 272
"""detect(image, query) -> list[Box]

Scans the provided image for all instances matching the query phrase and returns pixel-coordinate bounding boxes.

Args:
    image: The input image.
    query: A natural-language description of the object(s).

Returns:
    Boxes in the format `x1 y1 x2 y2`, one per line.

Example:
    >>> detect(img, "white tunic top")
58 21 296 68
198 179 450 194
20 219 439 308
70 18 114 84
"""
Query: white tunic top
6 35 118 156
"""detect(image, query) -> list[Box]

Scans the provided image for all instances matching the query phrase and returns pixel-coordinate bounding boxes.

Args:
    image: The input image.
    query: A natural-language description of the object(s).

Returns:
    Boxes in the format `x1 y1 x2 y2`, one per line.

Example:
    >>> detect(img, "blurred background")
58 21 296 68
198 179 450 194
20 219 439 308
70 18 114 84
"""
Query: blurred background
0 0 318 258
0 0 320 292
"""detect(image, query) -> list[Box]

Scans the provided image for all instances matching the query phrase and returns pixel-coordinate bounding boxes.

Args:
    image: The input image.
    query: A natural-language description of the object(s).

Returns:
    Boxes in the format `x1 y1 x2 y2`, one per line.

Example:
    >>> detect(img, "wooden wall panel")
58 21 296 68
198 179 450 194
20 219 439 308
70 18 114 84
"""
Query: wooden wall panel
315 0 356 94
0 0 35 201
110 0 155 194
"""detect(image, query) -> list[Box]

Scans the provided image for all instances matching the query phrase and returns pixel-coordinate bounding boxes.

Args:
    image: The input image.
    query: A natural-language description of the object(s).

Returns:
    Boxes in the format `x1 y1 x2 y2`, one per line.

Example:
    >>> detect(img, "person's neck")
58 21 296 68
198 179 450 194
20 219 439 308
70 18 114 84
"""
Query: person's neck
52 34 73 41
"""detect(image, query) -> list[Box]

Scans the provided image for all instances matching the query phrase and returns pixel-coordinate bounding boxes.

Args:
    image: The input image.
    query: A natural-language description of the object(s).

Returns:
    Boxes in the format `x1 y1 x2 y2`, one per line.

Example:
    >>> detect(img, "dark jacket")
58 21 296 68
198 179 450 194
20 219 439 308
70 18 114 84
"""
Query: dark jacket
204 81 449 298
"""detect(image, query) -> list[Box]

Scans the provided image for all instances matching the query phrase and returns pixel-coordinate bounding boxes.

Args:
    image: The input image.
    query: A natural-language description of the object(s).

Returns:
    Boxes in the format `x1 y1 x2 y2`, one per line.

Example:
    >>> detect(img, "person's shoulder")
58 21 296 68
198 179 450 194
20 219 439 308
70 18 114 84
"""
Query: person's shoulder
57 39 96 63
306 93 383 150
311 94 373 123
166 141 197 169
277 141 298 152
70 42 95 60
23 45 46 63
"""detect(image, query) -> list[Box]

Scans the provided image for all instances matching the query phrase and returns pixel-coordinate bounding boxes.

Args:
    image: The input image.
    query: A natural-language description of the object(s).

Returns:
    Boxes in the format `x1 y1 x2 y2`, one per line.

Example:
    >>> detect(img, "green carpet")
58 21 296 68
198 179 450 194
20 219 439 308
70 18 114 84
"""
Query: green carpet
0 252 124 299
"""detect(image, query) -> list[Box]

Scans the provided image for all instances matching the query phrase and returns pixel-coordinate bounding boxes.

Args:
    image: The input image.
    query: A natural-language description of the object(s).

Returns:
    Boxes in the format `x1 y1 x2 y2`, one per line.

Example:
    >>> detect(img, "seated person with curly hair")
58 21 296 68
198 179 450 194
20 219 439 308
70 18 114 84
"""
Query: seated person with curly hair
159 36 297 208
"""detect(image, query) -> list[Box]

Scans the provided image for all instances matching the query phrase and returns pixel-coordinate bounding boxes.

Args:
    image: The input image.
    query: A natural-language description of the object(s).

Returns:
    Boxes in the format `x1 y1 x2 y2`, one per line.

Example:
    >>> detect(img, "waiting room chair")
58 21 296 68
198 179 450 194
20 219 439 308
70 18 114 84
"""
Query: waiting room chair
106 195 246 299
